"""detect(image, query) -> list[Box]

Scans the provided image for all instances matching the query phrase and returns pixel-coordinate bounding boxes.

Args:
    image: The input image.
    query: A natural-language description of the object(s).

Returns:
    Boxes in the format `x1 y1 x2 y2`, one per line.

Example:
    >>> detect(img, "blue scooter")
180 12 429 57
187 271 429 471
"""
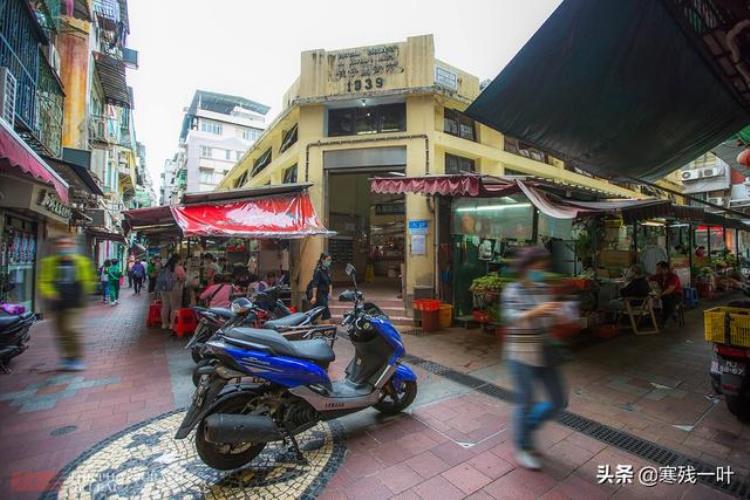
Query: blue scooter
175 263 417 470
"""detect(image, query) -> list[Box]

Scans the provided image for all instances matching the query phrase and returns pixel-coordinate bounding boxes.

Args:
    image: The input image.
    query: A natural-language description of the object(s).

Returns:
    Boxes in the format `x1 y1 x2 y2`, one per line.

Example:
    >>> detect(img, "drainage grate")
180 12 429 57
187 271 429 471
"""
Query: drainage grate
404 353 750 499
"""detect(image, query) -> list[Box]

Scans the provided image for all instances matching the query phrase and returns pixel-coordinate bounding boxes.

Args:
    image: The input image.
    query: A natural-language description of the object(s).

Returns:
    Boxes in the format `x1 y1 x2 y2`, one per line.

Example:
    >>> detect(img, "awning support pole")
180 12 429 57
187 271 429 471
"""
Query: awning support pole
688 223 694 287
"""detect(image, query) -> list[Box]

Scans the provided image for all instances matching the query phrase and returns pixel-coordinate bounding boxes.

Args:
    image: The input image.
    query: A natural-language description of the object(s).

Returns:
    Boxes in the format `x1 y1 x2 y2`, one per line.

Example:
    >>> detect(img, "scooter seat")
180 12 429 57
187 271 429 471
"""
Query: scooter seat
263 312 308 329
224 327 335 363
207 307 233 319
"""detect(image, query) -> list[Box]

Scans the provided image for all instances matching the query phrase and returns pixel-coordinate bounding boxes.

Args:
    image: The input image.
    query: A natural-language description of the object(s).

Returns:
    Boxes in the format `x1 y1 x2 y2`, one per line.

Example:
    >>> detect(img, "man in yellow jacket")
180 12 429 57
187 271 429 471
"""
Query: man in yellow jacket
39 236 96 371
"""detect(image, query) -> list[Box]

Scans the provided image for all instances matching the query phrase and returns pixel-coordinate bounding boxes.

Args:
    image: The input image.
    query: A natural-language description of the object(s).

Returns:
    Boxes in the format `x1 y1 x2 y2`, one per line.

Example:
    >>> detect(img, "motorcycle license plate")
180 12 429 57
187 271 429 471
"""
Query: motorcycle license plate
712 359 746 376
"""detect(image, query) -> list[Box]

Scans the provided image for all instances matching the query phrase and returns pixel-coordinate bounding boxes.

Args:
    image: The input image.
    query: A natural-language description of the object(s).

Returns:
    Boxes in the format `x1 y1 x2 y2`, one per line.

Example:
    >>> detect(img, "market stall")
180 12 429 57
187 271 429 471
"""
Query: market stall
123 184 333 306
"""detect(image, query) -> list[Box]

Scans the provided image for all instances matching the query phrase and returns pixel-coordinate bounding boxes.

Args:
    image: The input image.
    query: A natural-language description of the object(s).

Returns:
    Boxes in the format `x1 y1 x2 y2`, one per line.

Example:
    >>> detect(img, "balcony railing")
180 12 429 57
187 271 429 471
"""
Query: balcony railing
0 1 63 157
89 115 131 147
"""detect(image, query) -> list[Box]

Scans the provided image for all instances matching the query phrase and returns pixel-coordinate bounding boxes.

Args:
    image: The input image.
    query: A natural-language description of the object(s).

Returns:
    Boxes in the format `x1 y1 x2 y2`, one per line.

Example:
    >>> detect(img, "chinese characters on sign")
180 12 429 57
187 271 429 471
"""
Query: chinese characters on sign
330 45 404 94
596 464 734 487
37 190 71 219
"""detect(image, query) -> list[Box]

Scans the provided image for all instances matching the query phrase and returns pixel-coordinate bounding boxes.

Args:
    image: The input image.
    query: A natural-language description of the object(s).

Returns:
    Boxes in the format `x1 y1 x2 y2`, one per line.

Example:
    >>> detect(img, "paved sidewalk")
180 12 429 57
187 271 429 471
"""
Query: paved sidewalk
0 288 745 499
0 291 176 498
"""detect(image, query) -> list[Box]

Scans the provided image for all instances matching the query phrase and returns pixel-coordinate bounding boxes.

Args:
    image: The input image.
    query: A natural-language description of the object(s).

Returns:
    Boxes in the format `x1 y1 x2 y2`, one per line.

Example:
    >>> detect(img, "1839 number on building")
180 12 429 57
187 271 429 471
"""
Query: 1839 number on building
347 77 384 92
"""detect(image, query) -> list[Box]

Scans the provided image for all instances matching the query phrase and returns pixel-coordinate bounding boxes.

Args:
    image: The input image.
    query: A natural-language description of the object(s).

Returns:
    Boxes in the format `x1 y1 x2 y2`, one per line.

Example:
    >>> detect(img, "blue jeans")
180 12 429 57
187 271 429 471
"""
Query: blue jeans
101 281 109 301
508 359 568 450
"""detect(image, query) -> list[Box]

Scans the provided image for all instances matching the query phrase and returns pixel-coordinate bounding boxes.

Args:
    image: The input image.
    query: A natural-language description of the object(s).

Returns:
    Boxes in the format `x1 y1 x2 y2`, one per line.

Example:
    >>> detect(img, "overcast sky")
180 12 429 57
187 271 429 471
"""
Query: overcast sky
126 0 561 193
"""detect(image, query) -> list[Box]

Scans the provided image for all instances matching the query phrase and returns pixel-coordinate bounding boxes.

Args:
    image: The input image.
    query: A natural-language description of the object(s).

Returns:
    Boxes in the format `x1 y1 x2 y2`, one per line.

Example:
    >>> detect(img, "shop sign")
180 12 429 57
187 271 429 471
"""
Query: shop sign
37 190 71 220
408 219 429 235
330 44 404 94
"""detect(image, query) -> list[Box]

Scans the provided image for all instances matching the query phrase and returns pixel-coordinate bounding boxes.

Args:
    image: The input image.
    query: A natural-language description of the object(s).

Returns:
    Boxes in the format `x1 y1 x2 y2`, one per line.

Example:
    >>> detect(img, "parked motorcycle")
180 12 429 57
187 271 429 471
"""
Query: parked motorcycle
0 303 34 373
187 296 327 364
175 263 417 470
710 299 750 421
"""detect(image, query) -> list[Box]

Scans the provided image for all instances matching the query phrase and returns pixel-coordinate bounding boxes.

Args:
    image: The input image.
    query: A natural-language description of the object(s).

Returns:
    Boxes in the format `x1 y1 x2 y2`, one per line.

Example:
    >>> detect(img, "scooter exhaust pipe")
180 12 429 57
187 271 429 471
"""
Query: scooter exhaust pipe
203 414 283 445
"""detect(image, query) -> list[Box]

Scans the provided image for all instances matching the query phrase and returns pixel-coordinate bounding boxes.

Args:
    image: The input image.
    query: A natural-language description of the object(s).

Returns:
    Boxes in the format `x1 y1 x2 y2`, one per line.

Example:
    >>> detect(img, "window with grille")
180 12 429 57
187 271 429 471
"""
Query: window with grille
235 171 248 188
445 153 476 174
328 103 406 137
283 164 298 184
444 108 476 141
280 124 298 153
200 146 212 158
251 148 272 176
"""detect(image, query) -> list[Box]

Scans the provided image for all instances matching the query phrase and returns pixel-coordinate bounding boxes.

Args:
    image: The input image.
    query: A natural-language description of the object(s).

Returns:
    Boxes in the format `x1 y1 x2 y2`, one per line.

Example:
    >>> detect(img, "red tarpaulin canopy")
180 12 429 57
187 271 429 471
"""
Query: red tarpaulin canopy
0 118 68 202
170 192 333 239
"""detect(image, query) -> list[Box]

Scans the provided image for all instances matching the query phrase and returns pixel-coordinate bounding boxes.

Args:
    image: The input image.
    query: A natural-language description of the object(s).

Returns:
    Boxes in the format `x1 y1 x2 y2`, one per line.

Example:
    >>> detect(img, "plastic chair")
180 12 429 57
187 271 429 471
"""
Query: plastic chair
147 301 162 327
683 287 699 308
172 308 197 338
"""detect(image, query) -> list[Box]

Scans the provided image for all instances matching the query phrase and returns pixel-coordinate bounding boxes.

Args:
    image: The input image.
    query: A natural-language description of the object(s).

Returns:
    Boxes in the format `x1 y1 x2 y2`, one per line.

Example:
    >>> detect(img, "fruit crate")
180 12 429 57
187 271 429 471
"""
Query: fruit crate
704 306 750 347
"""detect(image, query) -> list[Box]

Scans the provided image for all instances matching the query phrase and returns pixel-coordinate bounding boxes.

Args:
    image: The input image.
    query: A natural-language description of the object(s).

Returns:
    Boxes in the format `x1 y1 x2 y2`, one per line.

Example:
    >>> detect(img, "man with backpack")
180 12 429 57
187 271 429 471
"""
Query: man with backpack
131 258 146 295
39 236 96 371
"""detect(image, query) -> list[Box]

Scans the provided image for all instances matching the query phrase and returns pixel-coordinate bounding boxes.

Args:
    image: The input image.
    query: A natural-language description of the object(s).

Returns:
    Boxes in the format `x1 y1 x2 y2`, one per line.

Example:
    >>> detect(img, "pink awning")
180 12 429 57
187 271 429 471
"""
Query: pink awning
170 192 333 239
0 119 69 202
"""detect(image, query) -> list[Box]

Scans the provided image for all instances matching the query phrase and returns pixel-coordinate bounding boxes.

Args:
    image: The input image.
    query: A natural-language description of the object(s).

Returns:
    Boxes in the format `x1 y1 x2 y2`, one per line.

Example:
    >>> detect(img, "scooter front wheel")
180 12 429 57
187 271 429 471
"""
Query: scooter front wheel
726 395 750 422
374 380 417 415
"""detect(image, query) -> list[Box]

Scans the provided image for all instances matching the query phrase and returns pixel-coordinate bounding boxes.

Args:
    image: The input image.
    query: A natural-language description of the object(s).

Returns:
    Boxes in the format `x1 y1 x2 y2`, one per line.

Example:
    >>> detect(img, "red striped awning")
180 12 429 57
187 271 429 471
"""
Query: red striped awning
0 119 69 202
370 175 517 197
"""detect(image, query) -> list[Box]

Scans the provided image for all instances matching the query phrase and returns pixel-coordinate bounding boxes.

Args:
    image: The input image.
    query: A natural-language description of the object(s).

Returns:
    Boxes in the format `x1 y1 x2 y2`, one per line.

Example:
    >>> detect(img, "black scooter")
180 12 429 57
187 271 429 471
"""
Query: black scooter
0 304 34 373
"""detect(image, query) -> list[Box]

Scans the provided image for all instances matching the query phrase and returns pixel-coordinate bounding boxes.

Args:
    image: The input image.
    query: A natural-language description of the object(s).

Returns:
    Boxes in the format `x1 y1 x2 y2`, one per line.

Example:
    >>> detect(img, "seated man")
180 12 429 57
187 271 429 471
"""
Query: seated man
649 261 682 326
608 265 651 312
620 265 651 300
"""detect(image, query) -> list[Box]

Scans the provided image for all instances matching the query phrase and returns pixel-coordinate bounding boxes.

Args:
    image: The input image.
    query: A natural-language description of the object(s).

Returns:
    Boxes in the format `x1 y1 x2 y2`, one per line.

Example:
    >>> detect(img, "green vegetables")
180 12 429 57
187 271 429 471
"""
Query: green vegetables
470 274 513 293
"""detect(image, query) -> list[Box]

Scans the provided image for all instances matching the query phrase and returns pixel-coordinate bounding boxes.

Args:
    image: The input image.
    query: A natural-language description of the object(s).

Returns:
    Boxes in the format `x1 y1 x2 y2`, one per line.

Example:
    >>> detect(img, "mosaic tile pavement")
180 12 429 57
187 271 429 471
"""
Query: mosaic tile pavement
43 409 345 499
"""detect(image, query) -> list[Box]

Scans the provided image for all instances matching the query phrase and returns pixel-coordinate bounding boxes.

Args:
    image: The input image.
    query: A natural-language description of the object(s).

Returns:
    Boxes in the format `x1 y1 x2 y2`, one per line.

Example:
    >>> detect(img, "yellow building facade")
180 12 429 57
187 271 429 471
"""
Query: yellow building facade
218 35 660 306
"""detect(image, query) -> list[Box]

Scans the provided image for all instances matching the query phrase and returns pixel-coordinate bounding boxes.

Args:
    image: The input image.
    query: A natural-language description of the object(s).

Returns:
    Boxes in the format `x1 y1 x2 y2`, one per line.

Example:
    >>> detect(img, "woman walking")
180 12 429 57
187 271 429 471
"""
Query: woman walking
501 247 568 470
100 260 111 303
310 252 333 324
157 255 186 330
107 259 122 306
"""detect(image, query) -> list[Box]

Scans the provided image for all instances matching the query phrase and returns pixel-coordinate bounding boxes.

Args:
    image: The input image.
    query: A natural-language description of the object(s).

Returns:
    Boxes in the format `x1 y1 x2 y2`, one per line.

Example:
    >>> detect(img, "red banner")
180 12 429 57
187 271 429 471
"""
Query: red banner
170 192 333 239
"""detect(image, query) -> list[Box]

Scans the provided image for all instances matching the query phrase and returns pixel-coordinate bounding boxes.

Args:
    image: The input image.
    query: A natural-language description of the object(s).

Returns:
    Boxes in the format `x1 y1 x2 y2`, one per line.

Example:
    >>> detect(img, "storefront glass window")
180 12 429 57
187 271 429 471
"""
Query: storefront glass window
0 215 37 312
451 196 533 241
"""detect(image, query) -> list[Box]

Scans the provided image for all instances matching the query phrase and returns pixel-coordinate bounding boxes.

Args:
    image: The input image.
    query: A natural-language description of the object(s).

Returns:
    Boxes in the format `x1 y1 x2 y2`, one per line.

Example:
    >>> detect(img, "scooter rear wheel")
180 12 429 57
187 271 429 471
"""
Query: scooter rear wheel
374 380 417 415
195 396 267 470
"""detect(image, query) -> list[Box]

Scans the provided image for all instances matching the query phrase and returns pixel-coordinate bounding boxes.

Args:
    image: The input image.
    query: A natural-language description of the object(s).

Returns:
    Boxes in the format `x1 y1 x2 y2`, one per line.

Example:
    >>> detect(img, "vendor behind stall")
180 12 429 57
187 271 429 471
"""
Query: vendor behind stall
649 261 682 327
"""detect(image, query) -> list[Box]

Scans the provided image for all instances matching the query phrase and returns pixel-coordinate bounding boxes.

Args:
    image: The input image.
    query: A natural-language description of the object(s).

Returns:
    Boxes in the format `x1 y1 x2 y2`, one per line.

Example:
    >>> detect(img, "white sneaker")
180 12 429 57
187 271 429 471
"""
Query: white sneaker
515 449 541 470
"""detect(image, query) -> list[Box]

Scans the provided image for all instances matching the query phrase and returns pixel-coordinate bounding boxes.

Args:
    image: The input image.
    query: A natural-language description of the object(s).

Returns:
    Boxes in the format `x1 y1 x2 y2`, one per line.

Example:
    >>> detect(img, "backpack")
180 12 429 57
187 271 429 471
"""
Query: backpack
132 264 145 279
156 268 176 292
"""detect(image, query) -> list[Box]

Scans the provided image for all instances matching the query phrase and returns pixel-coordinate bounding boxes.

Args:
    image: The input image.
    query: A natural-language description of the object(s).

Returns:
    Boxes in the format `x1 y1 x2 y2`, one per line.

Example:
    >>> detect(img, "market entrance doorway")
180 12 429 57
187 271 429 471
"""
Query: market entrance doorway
326 172 405 296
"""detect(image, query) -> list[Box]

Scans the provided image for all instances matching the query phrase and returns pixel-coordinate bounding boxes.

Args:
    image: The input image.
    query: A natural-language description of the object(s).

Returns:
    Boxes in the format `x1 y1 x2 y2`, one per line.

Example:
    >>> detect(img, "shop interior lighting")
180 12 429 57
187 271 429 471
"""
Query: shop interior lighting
456 203 531 213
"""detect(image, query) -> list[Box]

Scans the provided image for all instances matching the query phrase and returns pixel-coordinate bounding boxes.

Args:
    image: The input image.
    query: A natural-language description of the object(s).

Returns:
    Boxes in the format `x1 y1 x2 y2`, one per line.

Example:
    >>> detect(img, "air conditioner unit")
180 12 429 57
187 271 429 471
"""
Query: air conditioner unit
681 170 700 181
708 197 726 206
701 166 723 178
45 44 62 78
0 67 17 125
729 199 750 208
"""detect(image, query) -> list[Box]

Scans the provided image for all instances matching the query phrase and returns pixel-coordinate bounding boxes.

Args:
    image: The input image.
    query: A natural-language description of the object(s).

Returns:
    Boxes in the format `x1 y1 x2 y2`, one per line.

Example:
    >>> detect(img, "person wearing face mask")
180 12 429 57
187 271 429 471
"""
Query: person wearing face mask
39 236 96 371
310 252 333 324
501 247 569 471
